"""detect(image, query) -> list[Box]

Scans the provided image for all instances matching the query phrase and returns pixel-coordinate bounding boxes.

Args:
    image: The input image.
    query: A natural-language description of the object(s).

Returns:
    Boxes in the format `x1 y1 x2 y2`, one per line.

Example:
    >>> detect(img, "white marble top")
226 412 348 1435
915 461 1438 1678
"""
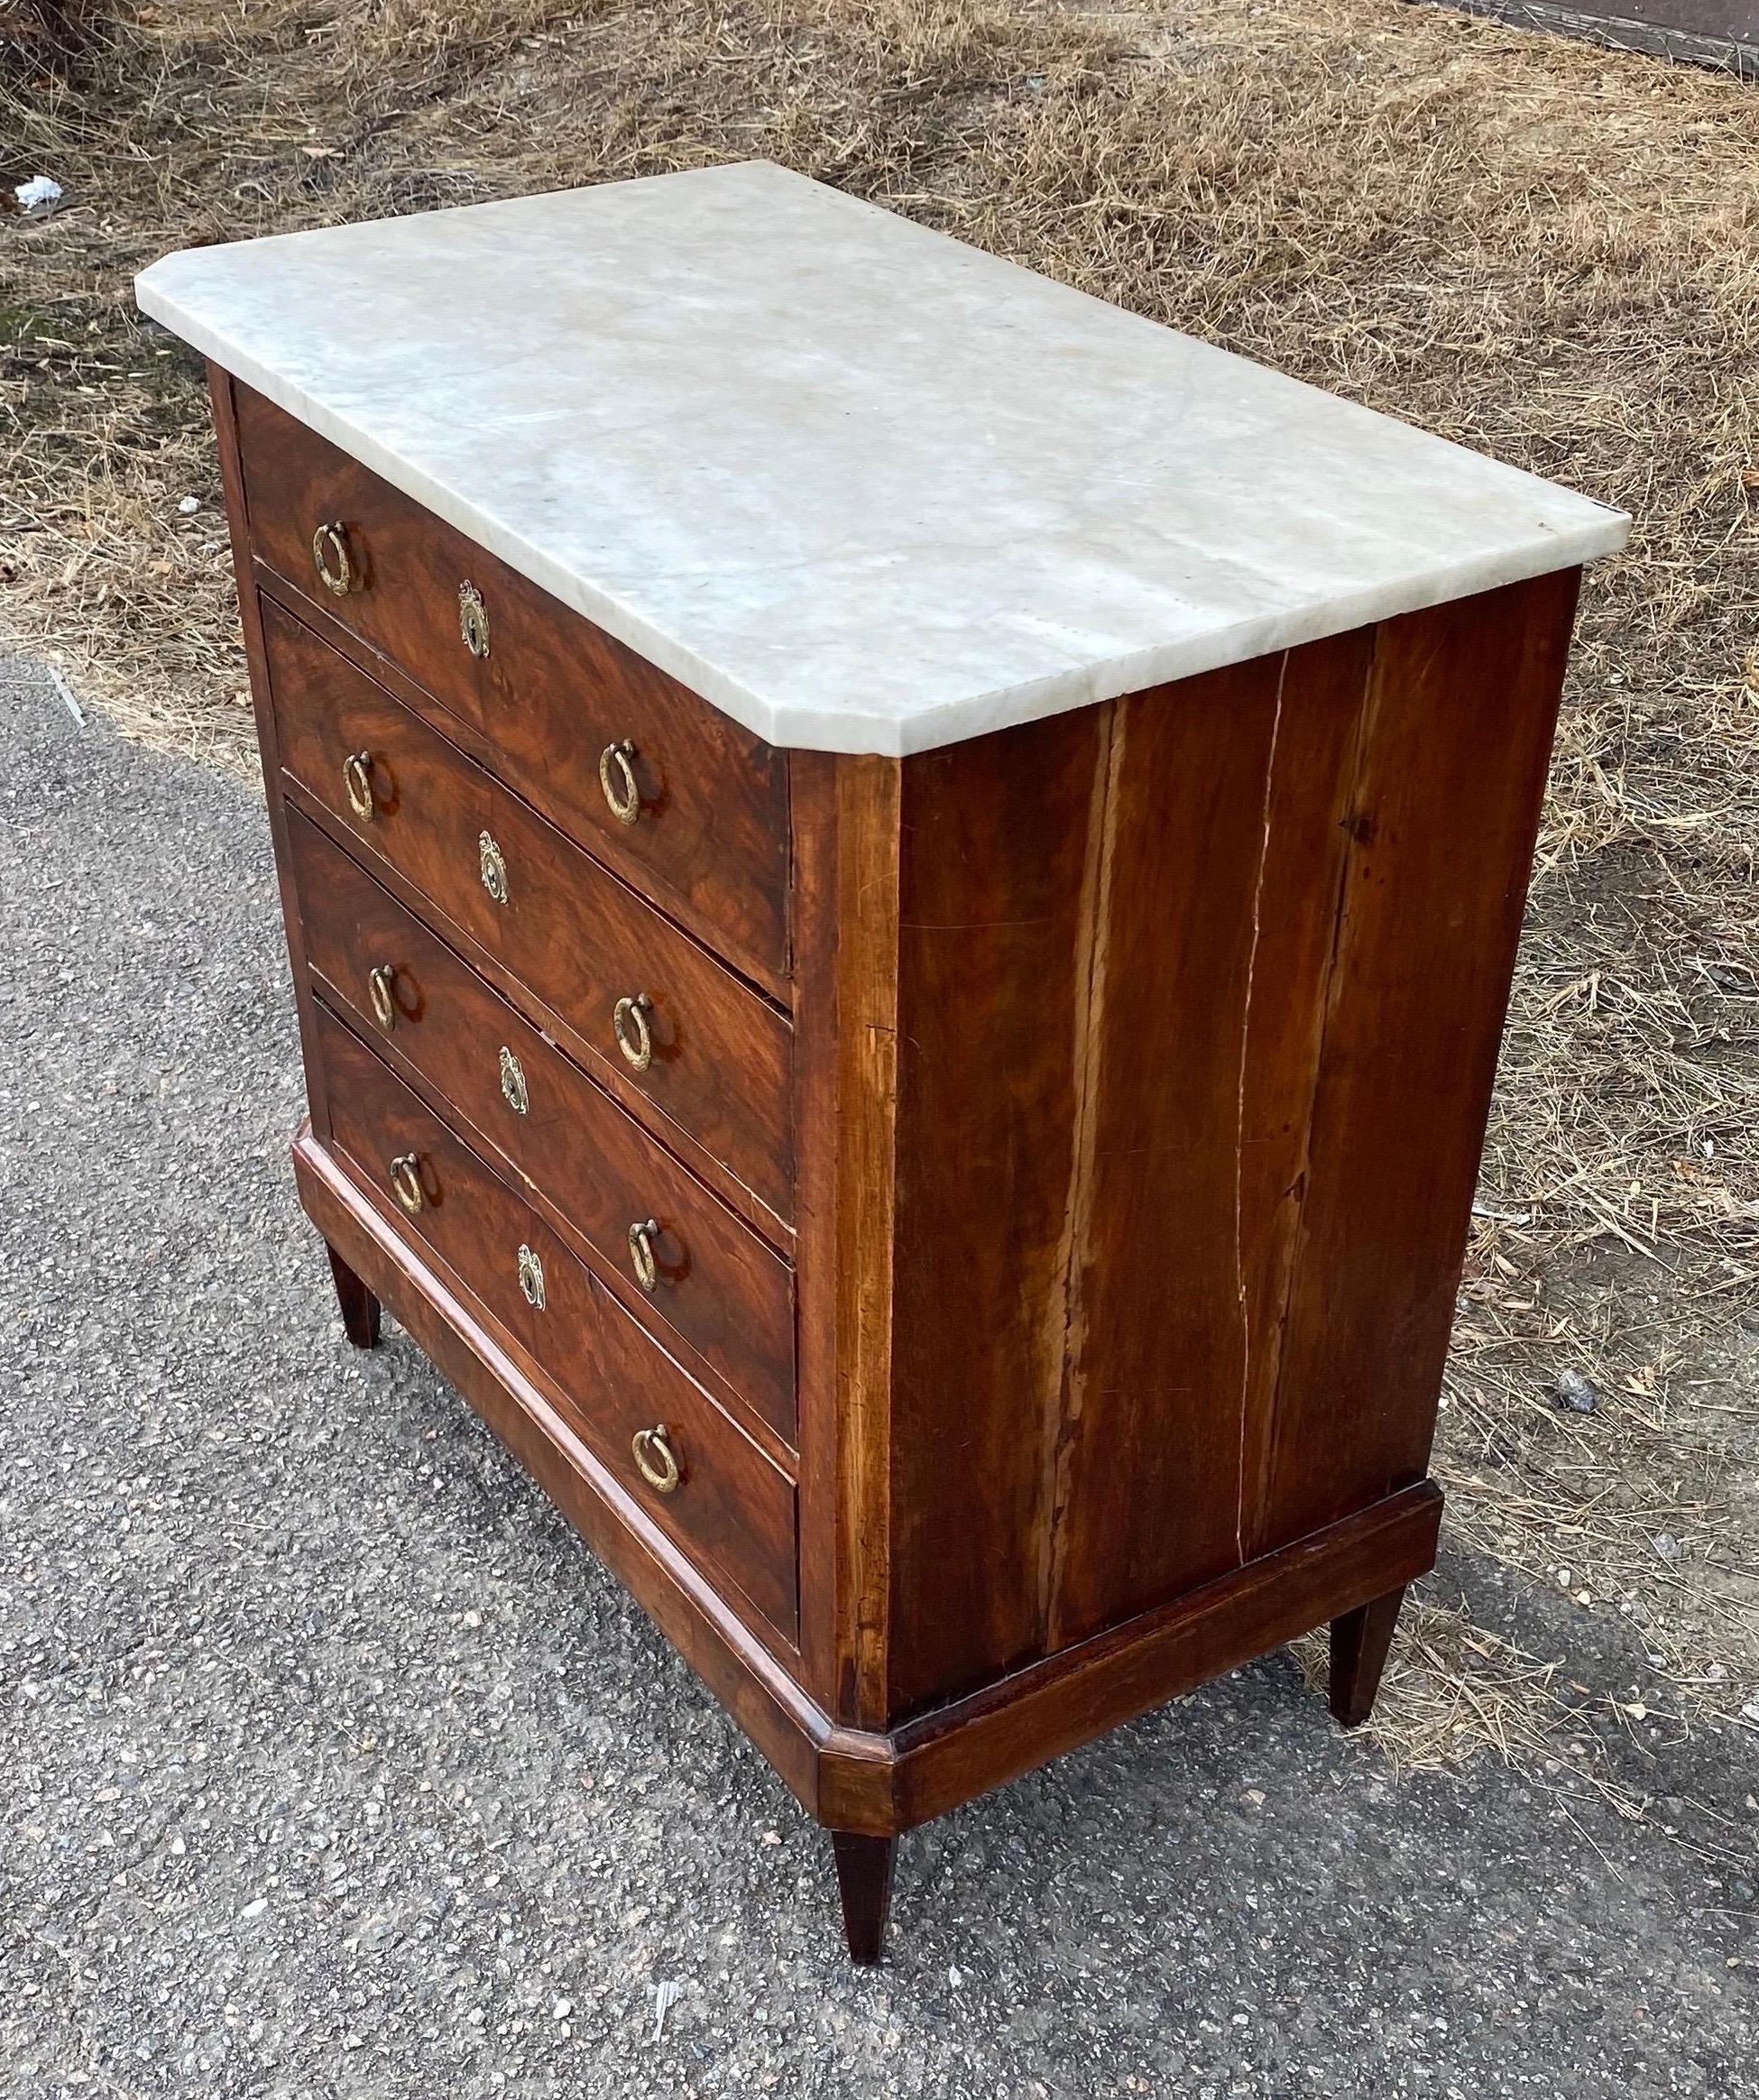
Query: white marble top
138 162 1627 756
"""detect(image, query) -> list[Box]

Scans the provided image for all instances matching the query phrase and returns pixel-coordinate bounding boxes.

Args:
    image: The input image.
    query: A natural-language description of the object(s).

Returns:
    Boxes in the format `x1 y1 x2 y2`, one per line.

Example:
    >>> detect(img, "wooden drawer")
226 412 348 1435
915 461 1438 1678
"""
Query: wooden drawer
288 809 797 1442
235 384 790 983
317 1006 797 1641
263 596 794 1226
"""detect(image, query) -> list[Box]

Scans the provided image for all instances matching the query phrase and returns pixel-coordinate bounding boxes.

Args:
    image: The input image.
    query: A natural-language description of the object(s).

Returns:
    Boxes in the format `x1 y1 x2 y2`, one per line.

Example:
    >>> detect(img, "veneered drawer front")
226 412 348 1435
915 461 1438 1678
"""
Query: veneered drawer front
264 597 794 1225
317 1007 798 1642
235 384 789 983
289 809 797 1443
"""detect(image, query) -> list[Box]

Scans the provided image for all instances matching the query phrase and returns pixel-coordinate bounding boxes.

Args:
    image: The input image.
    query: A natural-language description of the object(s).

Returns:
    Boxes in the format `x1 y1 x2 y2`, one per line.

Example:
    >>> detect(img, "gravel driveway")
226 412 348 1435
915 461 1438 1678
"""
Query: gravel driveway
1 657 1753 2097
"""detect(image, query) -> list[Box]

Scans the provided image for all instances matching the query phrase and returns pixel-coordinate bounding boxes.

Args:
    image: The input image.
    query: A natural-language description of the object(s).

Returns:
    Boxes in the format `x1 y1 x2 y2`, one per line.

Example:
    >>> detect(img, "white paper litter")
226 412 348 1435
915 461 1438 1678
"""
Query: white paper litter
14 175 64 214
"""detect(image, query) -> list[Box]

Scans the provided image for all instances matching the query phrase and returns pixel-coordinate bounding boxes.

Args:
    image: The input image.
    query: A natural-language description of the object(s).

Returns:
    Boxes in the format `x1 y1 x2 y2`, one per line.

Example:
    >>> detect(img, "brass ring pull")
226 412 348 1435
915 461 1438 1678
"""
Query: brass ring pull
631 1423 680 1495
627 1218 660 1293
342 751 375 821
612 992 654 1073
599 740 641 825
458 580 491 659
311 520 355 596
367 963 398 1032
389 1152 425 1214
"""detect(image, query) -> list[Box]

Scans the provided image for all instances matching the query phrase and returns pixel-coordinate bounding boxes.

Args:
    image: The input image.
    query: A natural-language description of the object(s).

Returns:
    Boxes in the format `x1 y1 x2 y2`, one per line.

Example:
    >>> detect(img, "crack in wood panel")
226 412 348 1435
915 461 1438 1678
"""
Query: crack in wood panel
1232 653 1288 1567
1236 628 1381 1562
1043 660 1286 1653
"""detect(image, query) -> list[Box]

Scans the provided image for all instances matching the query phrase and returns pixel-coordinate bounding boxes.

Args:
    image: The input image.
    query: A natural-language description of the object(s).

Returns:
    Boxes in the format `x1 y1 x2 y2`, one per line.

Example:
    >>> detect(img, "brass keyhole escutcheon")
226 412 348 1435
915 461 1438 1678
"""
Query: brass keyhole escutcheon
458 580 491 659
311 520 355 596
612 991 654 1073
343 751 376 821
367 963 398 1032
627 1218 661 1293
599 739 641 825
517 1241 546 1311
499 1045 529 1116
389 1152 425 1214
479 830 509 906
631 1423 680 1495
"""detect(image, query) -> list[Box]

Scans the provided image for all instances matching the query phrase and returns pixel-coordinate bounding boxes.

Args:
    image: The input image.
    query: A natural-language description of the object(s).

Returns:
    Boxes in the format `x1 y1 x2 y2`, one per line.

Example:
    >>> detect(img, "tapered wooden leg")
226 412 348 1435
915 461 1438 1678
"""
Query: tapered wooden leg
1329 1584 1407 1727
830 1831 897 1965
326 1243 382 1350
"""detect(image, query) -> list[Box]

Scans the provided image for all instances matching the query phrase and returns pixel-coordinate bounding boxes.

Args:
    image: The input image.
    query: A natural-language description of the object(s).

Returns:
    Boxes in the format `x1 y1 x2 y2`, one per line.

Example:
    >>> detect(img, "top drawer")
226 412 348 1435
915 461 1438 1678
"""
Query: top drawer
233 384 791 985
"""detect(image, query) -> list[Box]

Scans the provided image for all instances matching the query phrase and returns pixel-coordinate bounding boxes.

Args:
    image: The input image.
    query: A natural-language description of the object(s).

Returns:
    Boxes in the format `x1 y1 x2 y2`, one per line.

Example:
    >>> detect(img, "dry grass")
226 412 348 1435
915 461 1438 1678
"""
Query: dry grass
5 0 1757 1779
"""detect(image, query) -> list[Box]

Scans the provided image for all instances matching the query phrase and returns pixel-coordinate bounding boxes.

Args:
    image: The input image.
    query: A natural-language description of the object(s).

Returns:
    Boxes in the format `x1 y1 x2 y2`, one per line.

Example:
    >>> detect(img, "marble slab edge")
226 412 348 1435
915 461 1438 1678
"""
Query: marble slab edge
143 288 1632 759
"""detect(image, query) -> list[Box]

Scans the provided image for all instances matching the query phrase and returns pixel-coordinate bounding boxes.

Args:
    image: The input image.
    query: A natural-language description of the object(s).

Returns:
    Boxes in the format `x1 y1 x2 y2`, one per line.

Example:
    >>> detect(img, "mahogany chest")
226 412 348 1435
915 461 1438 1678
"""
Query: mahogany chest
138 163 1627 1961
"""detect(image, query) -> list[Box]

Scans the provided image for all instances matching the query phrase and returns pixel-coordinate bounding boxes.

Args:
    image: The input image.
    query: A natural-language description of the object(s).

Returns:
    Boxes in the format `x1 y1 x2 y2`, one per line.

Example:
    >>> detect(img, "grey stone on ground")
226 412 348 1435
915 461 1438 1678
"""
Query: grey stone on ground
0 656 1754 2097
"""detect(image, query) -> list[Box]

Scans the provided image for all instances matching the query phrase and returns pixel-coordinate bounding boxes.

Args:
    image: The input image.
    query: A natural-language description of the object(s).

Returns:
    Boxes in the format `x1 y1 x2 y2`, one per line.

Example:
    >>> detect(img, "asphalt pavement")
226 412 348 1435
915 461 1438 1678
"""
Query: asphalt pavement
1 655 1754 2096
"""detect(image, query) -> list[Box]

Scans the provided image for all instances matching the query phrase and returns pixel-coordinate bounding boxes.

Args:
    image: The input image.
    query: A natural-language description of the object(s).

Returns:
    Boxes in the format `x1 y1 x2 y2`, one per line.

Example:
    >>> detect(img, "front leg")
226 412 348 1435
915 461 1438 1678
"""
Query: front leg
829 1831 897 1965
326 1242 382 1350
1328 1585 1407 1728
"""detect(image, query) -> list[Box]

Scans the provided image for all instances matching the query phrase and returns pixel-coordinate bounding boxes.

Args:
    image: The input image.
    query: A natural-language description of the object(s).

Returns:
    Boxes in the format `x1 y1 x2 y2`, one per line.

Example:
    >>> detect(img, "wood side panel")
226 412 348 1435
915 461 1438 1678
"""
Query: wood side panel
1256 570 1580 1550
1043 659 1286 1650
235 386 791 988
885 710 1106 1718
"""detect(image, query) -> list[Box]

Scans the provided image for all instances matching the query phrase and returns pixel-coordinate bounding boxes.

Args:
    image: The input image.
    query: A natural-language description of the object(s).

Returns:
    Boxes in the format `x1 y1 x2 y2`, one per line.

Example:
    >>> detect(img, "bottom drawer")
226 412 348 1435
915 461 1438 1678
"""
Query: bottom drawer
313 1003 798 1641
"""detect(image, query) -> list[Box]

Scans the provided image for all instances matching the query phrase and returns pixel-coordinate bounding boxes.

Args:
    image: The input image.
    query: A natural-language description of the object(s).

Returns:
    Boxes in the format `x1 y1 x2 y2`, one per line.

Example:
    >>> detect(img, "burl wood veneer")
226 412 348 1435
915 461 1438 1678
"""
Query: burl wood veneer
138 161 1627 1961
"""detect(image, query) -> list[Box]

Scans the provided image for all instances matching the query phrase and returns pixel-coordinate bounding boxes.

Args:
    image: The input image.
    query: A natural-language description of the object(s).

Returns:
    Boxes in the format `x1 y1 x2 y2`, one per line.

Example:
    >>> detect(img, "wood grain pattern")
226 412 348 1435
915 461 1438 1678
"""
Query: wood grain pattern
884 1483 1441 1831
316 1007 798 1641
804 578 1577 1728
518 1204 799 1645
884 709 1104 1715
1233 630 1377 1565
288 809 797 1443
262 595 796 1224
235 384 791 984
786 751 902 1719
829 757 907 1727
1039 659 1285 1650
1251 570 1580 1552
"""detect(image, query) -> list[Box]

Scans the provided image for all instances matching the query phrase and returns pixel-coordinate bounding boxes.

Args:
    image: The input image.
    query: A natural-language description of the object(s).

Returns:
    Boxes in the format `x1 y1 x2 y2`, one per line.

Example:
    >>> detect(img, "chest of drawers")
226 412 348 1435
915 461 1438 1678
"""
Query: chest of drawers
139 163 1627 1963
